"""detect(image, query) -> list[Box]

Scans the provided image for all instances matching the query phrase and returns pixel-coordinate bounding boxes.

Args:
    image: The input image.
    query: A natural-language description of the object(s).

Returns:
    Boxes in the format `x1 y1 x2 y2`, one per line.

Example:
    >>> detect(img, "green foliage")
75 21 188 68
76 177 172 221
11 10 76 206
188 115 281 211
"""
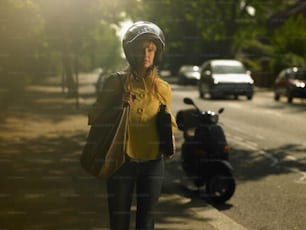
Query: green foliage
130 0 269 72
272 14 306 56
237 39 274 70
0 0 133 107
127 0 303 77
271 14 306 73
47 0 134 66
0 0 44 108
272 53 305 75
82 23 123 72
0 0 304 105
0 0 44 74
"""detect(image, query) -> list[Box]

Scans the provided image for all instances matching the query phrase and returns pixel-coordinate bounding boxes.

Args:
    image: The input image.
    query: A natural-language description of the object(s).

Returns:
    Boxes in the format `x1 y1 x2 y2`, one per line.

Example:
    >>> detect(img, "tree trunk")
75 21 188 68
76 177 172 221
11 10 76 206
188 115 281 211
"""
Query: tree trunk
62 54 77 97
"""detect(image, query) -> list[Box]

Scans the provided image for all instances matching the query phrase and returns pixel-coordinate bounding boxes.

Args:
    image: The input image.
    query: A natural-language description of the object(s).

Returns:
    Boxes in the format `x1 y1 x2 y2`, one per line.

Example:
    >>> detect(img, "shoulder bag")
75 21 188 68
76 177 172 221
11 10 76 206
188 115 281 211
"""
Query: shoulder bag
80 73 128 179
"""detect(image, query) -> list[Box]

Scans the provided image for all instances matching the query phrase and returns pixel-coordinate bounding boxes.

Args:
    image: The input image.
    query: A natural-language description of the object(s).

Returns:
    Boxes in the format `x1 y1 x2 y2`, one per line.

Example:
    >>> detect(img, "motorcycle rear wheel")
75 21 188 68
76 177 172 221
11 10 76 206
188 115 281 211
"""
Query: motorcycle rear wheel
194 177 205 188
206 173 235 204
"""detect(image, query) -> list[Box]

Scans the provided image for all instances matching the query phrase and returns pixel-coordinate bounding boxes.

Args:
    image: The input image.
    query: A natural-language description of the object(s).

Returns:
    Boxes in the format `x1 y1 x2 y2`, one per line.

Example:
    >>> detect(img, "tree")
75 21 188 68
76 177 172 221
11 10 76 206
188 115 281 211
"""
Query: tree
271 14 306 73
0 0 44 108
41 0 95 96
40 0 137 96
128 0 296 74
0 0 139 108
128 0 258 72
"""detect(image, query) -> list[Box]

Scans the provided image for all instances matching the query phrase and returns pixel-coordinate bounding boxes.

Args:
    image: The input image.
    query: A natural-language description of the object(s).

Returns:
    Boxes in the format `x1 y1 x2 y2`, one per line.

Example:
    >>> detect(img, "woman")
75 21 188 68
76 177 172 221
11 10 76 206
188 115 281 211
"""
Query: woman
89 21 177 230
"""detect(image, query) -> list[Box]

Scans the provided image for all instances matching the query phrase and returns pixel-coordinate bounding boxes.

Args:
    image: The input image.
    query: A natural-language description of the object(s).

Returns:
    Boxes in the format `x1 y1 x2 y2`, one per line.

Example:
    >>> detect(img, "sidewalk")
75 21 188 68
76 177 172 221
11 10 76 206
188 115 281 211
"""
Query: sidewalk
0 73 245 230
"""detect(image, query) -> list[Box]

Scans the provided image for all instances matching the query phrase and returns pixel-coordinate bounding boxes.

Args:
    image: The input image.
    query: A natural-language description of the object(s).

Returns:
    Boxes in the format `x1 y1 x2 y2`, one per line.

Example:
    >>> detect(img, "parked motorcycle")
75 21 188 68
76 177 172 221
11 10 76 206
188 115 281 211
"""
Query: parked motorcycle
176 97 235 204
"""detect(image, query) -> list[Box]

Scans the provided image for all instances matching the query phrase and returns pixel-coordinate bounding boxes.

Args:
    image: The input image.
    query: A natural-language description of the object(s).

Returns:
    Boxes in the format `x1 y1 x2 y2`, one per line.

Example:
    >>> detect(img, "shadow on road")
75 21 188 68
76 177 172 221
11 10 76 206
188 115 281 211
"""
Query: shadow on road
228 144 306 182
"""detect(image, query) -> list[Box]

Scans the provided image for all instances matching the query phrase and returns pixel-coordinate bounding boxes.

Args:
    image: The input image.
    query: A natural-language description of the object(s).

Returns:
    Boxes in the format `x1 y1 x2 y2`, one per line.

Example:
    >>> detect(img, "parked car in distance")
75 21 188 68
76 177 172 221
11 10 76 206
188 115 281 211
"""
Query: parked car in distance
198 59 254 100
159 69 171 78
273 67 306 103
178 65 201 85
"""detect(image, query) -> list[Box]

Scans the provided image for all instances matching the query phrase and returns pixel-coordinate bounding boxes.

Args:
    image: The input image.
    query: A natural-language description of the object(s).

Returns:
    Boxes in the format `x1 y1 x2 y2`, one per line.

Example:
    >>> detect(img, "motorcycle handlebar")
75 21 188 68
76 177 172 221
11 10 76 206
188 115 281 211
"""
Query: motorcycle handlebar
183 97 224 115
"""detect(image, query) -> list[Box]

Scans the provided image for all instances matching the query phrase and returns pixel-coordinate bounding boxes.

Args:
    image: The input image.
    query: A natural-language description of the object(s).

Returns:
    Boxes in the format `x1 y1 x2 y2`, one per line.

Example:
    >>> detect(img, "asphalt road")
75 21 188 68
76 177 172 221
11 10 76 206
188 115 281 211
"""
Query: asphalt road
170 83 306 230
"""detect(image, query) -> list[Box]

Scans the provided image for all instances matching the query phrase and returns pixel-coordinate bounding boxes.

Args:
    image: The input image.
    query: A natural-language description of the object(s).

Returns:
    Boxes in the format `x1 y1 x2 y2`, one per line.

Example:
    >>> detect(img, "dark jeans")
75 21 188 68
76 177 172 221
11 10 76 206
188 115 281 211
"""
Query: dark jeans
106 158 164 230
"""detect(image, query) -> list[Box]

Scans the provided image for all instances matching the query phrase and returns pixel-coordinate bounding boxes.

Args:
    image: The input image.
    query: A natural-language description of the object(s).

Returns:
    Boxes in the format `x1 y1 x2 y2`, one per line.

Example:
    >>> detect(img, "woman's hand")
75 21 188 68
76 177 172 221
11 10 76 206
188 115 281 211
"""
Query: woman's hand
122 92 136 106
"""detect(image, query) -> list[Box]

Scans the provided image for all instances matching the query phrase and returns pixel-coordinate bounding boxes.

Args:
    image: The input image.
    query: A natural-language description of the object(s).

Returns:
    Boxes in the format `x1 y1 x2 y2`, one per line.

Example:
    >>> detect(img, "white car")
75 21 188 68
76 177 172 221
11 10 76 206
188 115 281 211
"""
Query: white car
198 59 254 100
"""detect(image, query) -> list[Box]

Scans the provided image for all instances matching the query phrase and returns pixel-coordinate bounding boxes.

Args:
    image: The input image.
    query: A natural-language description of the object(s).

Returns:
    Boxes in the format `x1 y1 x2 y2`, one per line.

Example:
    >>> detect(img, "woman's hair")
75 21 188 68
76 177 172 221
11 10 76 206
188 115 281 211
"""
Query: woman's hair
124 67 166 104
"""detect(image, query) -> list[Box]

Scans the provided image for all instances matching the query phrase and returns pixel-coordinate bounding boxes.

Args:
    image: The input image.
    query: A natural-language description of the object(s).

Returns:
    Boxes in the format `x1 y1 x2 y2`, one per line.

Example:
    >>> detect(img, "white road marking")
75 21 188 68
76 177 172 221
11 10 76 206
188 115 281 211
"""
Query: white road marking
229 134 306 185
295 172 306 184
229 136 279 166
258 151 279 167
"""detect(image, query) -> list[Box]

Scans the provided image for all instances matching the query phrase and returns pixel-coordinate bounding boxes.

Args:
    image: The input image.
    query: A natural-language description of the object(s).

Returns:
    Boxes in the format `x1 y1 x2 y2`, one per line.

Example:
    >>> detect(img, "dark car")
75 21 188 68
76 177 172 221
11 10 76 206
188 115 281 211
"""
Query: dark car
273 67 306 103
177 65 201 85
198 59 254 100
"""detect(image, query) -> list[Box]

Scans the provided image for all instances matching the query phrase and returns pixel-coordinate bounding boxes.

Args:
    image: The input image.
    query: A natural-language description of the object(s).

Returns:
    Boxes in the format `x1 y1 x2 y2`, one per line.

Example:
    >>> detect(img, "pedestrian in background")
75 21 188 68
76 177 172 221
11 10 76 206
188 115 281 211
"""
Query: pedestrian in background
89 21 177 230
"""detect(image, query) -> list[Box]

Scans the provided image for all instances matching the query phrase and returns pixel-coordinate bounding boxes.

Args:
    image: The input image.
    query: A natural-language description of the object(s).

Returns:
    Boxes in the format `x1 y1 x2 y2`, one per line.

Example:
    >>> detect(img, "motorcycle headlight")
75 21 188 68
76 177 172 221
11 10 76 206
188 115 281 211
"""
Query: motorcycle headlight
210 114 219 123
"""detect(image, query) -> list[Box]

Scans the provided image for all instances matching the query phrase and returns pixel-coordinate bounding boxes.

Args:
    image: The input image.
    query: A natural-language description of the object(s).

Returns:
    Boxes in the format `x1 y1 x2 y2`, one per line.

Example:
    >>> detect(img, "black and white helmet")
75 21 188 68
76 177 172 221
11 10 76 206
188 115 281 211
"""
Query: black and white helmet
122 21 165 68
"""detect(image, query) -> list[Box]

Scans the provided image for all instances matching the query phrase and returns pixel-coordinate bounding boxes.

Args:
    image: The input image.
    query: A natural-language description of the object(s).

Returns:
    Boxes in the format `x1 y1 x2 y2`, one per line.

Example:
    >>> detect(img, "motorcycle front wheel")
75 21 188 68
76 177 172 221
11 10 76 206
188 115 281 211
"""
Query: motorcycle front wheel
206 173 235 204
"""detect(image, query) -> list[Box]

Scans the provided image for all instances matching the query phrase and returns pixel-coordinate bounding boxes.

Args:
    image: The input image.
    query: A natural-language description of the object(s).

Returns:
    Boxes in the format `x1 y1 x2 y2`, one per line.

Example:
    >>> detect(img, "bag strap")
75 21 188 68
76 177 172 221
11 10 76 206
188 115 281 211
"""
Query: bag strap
89 72 127 125
116 71 127 95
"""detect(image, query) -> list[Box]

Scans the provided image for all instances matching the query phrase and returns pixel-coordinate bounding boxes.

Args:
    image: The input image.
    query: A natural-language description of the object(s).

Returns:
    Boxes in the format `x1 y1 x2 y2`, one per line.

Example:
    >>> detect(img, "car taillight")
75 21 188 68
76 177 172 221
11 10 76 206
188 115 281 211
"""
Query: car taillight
224 145 230 154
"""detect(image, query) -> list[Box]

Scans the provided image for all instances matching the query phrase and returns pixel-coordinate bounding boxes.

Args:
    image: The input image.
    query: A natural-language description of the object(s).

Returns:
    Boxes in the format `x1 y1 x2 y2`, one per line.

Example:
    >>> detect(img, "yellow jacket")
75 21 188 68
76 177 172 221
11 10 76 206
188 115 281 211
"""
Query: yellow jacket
88 72 177 160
